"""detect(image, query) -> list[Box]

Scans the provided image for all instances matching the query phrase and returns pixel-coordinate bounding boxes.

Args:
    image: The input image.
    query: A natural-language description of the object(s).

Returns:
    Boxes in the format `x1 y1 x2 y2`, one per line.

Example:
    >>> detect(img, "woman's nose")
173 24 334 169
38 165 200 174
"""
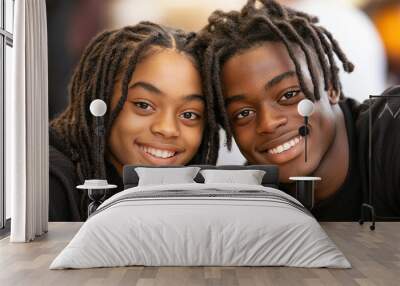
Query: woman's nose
150 111 180 138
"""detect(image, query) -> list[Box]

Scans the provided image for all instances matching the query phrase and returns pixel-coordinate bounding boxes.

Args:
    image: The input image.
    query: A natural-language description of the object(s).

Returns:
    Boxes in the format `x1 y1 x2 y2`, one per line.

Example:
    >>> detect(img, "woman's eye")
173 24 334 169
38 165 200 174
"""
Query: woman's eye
236 109 255 119
134 102 153 111
180 112 200 120
280 90 300 102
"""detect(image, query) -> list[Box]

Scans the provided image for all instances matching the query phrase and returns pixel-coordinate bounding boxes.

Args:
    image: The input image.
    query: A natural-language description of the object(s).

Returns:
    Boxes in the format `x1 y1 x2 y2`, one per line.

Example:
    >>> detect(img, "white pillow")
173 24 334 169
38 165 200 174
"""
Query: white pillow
135 167 201 186
200 169 266 185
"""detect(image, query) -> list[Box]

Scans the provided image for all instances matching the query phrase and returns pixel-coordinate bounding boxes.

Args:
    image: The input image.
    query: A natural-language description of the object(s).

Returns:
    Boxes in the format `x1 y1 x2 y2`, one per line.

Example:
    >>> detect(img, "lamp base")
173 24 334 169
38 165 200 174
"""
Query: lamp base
76 179 117 217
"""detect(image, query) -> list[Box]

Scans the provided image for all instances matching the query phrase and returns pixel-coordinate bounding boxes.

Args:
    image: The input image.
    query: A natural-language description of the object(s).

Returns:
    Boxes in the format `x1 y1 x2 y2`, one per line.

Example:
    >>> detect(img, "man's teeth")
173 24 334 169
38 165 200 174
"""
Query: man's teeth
268 136 302 155
139 145 176 159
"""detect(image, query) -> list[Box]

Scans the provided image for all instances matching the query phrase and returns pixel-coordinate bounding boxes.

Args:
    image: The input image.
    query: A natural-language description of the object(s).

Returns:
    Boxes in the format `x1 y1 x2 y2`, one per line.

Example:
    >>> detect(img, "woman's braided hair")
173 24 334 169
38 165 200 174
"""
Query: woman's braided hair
192 0 354 150
51 22 220 219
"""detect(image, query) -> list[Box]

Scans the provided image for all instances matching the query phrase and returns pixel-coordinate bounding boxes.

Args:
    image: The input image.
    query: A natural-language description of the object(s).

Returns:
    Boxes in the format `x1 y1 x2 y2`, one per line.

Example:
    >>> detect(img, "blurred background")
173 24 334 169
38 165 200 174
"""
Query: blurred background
46 0 400 164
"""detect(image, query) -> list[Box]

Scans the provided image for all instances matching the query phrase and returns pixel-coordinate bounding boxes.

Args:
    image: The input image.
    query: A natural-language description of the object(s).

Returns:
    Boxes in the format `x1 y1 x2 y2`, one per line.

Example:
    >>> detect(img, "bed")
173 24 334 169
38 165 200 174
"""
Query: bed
50 165 350 269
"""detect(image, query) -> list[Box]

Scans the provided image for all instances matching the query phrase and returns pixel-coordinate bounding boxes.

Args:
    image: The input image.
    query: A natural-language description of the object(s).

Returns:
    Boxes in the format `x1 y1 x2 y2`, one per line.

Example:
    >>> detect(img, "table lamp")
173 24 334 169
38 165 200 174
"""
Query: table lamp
77 99 117 217
289 99 320 210
297 98 314 162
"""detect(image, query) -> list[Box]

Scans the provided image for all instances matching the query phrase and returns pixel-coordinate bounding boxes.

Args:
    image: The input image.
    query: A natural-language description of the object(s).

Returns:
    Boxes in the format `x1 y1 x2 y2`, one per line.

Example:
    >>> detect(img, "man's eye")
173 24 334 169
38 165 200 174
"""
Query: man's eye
180 112 200 120
280 90 300 101
236 109 255 119
134 102 152 110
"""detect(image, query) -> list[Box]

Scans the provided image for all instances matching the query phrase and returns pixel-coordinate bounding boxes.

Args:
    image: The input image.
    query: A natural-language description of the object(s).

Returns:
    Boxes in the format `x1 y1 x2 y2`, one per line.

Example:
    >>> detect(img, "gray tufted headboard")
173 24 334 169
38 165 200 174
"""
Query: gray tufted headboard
123 165 279 189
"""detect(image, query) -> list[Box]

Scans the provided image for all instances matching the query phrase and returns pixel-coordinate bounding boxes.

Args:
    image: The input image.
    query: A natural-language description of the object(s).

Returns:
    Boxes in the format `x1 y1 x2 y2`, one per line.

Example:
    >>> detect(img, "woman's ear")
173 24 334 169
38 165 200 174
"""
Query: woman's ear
327 88 340 105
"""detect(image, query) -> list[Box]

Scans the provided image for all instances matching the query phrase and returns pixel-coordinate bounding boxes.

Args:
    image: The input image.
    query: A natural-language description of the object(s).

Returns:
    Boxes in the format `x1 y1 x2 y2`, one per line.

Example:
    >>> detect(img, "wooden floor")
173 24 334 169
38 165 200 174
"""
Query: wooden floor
0 222 399 286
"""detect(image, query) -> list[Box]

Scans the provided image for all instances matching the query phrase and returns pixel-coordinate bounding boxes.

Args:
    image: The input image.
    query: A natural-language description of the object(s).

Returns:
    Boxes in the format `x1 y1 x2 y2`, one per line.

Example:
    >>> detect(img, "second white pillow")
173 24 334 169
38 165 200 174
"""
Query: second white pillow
200 169 266 185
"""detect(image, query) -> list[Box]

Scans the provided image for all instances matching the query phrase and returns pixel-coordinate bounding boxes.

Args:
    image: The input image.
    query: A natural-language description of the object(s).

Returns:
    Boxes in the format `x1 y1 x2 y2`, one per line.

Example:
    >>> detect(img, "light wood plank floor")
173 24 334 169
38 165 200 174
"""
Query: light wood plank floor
0 222 399 286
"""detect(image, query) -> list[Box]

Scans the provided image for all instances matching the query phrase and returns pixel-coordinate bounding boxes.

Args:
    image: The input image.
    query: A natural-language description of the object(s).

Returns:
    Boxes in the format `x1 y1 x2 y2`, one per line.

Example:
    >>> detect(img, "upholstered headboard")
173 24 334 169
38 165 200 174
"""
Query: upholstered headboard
123 165 279 189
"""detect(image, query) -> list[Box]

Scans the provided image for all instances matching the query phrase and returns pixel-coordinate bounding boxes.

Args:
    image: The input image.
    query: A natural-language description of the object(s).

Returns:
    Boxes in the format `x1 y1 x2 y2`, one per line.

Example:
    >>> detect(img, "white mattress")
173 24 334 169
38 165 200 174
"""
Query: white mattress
50 183 350 269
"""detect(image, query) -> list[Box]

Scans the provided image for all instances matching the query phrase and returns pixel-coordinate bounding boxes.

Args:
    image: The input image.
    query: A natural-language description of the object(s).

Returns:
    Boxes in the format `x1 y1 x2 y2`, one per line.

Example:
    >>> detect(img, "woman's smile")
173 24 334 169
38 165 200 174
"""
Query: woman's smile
134 141 184 165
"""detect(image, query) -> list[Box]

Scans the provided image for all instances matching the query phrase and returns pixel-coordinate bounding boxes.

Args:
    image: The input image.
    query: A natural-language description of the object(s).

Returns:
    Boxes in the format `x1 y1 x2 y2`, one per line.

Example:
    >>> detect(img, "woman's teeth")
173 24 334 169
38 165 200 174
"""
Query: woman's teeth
268 136 302 155
139 145 176 159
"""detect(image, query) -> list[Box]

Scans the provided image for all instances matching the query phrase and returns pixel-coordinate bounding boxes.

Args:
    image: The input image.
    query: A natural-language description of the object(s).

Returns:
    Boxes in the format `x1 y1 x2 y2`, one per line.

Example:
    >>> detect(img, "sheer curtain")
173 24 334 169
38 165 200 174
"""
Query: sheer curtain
7 0 48 242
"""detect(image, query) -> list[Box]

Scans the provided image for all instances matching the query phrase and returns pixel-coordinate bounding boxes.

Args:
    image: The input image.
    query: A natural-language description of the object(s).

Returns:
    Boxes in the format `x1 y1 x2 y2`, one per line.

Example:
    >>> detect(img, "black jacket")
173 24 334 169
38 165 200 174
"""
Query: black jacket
49 129 123 221
311 86 400 220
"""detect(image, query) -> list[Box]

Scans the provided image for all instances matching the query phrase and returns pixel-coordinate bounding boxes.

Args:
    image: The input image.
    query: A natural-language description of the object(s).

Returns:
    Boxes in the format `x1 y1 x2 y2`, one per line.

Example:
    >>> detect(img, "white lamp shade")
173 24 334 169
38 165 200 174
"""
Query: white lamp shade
297 99 315 117
90 99 107 117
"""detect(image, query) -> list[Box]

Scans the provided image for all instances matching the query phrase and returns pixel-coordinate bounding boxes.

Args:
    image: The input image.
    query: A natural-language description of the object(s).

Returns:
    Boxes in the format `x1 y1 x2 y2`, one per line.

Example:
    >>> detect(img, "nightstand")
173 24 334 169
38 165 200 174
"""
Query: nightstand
77 180 117 217
289 176 321 210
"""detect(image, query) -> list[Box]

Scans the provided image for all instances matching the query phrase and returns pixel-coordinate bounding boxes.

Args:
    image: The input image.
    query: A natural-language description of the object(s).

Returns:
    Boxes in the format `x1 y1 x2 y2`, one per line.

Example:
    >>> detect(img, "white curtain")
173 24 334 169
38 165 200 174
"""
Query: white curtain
7 0 49 242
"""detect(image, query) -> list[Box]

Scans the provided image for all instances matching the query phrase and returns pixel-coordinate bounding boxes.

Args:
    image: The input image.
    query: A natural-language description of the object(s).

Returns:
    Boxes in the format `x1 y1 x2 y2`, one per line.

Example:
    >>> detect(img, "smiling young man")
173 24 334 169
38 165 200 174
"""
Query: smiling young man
221 42 350 204
195 0 400 220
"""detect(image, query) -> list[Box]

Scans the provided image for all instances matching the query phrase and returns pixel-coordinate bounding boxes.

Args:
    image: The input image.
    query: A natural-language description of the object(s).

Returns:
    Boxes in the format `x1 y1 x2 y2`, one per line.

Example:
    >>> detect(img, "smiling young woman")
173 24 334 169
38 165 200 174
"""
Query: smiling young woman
194 0 400 220
107 48 206 173
49 23 220 221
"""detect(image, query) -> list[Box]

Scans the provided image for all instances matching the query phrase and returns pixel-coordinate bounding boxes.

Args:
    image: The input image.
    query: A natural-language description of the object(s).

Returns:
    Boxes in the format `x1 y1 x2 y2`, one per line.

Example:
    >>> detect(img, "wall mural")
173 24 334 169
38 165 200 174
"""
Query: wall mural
47 1 400 227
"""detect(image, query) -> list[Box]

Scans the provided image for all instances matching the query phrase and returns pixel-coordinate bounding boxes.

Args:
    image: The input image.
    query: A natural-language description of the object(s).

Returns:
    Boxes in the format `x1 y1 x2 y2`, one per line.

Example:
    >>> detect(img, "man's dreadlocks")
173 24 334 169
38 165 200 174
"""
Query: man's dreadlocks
51 22 220 219
192 0 354 151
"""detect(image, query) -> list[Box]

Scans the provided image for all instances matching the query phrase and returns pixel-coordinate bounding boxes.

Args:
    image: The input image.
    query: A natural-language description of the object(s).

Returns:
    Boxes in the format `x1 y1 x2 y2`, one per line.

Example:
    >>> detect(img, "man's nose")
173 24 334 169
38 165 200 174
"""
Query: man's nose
255 103 287 134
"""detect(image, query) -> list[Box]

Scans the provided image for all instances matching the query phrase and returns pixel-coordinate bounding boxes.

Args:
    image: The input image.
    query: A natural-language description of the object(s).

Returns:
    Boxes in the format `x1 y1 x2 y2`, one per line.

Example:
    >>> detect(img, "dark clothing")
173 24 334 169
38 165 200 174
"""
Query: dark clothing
49 129 123 221
311 86 400 220
49 144 81 221
49 87 400 222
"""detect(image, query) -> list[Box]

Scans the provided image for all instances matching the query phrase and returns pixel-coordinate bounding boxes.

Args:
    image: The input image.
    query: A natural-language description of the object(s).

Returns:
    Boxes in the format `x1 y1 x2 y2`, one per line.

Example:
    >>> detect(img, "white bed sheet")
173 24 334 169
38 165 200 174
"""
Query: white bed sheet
50 183 350 269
